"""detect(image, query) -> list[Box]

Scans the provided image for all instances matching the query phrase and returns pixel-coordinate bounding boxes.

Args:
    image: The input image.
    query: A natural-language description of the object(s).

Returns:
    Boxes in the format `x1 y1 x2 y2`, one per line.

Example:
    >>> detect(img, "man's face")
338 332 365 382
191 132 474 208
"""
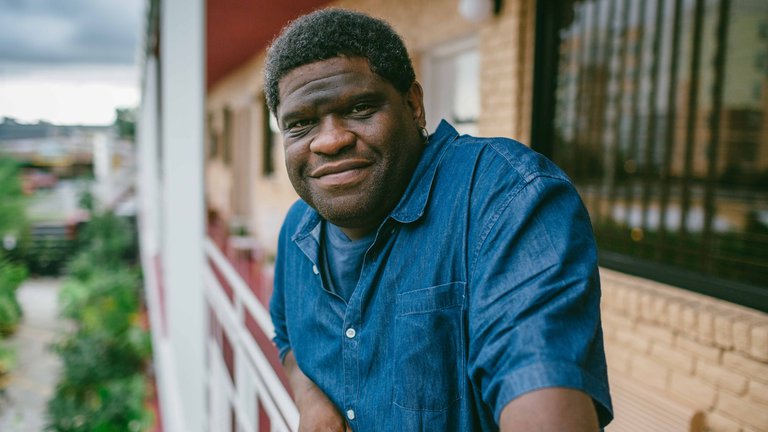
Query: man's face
277 56 425 238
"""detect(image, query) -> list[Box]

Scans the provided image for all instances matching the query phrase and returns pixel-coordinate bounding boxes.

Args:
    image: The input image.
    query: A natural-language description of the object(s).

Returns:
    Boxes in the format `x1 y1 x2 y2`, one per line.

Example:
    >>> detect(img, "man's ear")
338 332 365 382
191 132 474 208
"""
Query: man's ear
405 81 426 129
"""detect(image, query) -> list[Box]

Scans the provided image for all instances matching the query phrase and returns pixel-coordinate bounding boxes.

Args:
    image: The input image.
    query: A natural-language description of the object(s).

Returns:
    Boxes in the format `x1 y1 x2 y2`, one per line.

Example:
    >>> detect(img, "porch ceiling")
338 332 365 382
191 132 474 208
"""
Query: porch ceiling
206 0 332 89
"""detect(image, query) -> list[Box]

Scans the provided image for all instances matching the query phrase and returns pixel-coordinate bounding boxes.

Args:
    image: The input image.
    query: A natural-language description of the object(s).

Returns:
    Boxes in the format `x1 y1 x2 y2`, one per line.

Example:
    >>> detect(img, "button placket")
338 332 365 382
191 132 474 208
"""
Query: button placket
342 303 360 427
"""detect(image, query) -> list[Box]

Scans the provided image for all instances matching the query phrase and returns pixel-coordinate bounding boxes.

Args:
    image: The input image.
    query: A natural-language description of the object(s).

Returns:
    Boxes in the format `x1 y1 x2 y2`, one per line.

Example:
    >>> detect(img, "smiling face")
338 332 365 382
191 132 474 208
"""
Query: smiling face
277 56 426 239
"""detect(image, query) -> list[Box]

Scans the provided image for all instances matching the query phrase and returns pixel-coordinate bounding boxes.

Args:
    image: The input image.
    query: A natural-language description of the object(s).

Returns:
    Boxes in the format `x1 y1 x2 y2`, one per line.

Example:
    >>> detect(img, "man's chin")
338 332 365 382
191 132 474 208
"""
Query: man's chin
315 200 376 228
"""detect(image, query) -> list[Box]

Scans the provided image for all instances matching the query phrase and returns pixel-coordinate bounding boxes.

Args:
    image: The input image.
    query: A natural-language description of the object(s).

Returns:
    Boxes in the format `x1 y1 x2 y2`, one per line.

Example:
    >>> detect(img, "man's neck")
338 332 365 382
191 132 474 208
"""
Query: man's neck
338 225 375 241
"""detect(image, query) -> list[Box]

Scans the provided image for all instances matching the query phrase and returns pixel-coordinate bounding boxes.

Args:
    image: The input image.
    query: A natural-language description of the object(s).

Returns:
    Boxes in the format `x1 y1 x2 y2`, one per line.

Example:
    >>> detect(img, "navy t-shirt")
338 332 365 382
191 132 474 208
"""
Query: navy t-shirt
321 221 375 302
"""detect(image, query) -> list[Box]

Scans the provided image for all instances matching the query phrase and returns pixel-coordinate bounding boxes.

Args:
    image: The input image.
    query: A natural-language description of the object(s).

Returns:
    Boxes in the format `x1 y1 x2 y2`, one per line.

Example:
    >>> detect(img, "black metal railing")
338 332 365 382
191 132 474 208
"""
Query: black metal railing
533 0 768 311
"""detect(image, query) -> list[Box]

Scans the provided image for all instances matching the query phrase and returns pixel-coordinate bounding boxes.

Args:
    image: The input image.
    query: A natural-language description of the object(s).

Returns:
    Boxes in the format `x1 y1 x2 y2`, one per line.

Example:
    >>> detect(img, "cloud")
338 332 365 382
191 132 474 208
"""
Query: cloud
0 0 143 65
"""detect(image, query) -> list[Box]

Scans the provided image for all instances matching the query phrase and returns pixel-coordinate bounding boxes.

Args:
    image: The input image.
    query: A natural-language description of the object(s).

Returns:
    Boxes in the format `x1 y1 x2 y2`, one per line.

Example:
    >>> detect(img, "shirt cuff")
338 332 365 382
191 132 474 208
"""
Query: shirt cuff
274 338 291 364
490 360 613 427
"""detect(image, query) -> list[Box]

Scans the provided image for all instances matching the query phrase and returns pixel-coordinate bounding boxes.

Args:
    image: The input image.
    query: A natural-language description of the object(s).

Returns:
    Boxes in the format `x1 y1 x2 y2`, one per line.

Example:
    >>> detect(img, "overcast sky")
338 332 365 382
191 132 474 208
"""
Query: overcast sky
0 0 144 125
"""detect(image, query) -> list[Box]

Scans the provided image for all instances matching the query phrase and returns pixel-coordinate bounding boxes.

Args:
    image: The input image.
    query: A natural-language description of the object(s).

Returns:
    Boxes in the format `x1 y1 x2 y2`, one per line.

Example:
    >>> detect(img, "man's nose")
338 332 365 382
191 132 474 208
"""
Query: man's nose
309 117 355 155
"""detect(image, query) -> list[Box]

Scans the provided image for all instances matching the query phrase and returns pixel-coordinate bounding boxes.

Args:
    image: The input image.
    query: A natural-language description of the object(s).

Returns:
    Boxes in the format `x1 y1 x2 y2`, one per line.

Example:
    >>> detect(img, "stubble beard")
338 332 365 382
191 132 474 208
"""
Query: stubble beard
292 163 394 230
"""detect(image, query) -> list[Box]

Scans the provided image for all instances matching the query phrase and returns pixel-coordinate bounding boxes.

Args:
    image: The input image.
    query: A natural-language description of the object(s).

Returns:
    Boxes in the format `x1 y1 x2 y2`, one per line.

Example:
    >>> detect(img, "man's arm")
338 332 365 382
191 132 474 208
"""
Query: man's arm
282 350 350 432
499 388 599 432
467 175 612 428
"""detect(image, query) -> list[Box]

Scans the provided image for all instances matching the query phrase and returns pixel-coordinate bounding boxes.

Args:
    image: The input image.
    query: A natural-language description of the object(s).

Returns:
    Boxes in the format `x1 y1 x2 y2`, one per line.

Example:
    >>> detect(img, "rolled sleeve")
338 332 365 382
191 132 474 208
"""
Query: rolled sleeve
269 221 292 363
468 176 613 426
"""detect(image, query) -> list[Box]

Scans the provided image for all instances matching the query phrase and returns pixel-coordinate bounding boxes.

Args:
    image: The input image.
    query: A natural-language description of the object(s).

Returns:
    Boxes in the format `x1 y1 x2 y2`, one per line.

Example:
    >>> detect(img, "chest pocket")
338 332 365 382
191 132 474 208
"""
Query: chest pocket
393 282 466 411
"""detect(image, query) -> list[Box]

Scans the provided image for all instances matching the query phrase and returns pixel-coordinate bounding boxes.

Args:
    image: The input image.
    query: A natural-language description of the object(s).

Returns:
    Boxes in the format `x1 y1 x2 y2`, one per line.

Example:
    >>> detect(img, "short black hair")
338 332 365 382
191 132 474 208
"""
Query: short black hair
264 8 416 114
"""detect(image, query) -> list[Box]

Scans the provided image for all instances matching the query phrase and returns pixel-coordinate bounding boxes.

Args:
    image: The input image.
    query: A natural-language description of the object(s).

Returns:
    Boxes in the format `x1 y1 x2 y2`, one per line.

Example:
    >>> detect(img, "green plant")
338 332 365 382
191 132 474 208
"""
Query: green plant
0 158 27 236
0 342 17 375
47 208 151 432
0 258 27 336
55 269 150 387
69 212 138 272
47 375 152 432
0 158 30 270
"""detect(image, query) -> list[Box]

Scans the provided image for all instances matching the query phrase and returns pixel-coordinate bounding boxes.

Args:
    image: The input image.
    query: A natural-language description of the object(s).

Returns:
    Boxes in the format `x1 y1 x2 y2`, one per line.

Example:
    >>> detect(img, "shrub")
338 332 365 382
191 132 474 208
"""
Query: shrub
47 209 151 432
0 342 17 380
47 375 151 432
0 258 27 336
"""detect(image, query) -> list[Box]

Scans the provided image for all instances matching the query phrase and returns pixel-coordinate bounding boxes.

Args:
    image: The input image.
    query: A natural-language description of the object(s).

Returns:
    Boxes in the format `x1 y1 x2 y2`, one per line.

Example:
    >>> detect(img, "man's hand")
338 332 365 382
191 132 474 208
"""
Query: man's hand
499 387 599 432
283 351 350 432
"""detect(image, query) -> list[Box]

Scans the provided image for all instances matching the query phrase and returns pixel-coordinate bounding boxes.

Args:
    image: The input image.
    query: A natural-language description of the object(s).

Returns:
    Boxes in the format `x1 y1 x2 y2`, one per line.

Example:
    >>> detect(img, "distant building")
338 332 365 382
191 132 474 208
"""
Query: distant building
0 117 111 179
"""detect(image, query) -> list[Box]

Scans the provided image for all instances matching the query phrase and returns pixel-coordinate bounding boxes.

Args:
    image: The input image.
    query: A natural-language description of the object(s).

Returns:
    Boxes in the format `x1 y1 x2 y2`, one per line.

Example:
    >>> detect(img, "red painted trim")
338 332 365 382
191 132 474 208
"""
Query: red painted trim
146 374 164 432
208 257 235 303
222 330 235 383
258 400 271 432
244 310 292 395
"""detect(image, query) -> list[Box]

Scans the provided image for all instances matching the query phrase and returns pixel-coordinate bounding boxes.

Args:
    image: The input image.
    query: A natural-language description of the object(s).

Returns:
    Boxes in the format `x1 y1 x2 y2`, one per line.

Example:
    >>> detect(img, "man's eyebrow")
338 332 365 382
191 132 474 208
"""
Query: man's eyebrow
278 103 317 127
346 89 387 104
280 89 386 125
278 109 306 127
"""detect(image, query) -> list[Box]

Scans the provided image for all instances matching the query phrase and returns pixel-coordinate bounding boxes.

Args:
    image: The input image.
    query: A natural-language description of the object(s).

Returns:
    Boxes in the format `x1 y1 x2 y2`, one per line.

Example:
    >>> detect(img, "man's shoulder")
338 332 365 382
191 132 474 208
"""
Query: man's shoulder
444 133 571 186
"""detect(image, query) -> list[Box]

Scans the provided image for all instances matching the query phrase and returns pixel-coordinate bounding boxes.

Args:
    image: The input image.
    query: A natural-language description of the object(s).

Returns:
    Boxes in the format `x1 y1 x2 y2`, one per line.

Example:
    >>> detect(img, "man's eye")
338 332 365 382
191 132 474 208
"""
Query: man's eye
286 119 315 132
349 104 375 116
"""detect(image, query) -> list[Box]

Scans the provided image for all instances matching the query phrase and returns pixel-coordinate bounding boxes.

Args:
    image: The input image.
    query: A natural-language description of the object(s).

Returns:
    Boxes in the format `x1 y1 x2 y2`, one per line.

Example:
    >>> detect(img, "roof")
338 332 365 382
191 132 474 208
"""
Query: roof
206 0 332 89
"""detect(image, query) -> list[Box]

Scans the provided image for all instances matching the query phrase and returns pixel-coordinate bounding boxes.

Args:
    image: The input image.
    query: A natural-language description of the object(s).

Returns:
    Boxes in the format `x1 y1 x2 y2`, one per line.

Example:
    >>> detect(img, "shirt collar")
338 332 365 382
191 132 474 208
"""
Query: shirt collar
292 120 459 240
389 120 457 223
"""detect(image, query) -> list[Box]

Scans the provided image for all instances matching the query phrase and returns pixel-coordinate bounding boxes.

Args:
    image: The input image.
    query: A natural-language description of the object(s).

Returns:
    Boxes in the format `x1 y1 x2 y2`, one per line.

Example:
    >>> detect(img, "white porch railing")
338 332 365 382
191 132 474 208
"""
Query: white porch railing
204 238 299 432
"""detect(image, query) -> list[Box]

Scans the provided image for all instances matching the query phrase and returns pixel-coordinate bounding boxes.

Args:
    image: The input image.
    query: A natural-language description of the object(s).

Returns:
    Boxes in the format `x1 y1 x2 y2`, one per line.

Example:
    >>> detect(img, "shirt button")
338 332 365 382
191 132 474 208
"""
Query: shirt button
346 409 355 420
312 265 319 275
345 328 356 339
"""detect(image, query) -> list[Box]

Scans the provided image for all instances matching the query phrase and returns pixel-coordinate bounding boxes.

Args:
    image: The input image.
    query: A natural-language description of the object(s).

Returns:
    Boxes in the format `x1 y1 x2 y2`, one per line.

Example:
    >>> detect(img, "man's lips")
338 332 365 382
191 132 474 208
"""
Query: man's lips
309 160 373 187
309 160 372 178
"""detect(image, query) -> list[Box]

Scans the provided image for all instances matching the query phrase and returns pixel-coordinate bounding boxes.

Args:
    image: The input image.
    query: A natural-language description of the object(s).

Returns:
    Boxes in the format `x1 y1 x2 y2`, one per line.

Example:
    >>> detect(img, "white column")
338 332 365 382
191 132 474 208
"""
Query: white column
160 0 206 430
138 54 187 432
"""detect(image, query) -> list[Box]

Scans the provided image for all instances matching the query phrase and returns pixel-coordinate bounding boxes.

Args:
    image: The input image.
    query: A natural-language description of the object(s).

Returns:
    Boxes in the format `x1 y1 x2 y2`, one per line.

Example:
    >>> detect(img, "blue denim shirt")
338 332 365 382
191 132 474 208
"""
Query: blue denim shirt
270 121 613 430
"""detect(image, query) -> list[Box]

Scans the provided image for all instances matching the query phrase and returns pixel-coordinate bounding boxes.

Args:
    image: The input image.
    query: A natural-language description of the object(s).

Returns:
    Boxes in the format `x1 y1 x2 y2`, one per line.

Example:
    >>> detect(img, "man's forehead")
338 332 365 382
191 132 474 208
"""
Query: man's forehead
279 56 375 88
276 57 389 111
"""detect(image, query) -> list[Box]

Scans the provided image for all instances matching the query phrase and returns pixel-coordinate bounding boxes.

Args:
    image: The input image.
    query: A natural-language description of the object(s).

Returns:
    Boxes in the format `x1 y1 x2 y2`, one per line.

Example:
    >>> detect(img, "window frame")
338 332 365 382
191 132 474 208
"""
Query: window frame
531 0 768 313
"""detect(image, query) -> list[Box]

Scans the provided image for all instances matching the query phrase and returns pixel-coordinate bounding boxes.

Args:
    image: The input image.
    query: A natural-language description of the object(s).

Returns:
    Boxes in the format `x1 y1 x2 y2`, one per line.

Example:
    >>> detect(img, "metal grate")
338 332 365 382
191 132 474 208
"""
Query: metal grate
536 0 768 310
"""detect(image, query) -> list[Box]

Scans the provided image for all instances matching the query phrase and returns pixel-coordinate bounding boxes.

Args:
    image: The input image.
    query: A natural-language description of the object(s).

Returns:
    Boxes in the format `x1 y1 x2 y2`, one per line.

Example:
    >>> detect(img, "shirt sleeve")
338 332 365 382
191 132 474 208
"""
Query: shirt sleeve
269 219 292 363
467 175 613 427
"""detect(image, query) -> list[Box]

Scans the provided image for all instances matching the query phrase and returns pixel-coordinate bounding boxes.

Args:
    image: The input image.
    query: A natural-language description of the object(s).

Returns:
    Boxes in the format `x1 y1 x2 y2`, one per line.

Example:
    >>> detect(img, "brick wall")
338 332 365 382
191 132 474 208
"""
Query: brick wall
602 268 768 431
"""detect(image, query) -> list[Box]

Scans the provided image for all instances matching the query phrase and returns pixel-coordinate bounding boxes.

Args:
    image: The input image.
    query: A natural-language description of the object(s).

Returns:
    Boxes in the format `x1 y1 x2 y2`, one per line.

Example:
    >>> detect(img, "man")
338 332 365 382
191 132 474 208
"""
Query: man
266 8 612 431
